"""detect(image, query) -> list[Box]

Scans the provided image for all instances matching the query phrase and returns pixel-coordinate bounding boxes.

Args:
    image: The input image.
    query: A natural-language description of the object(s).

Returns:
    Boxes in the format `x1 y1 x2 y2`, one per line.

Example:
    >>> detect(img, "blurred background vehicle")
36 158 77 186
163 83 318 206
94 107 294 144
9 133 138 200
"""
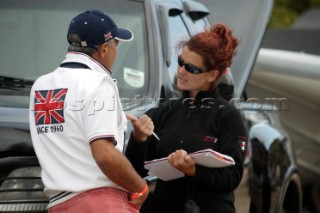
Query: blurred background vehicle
0 0 304 212
247 48 320 213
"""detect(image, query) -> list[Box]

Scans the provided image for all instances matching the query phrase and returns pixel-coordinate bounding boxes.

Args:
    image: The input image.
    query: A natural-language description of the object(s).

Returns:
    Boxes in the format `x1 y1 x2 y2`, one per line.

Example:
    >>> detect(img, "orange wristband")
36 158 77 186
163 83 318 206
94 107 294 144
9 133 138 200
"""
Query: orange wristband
131 182 148 199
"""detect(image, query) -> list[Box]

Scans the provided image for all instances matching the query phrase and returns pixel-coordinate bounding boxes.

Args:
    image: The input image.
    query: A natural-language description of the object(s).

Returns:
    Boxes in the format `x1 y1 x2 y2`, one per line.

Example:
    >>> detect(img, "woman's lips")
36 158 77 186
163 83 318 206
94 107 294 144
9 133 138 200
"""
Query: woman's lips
178 76 187 84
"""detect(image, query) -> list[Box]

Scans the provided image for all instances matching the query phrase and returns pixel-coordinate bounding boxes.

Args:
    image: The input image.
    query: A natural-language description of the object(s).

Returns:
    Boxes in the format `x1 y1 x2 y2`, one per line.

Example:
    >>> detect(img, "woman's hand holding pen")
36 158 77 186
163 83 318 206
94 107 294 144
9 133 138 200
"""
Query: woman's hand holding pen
168 149 196 176
126 114 154 142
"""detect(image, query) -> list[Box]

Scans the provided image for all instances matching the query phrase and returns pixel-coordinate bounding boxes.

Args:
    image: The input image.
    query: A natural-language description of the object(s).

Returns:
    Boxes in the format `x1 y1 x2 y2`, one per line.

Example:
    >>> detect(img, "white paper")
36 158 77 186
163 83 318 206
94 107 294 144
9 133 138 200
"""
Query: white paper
144 149 235 181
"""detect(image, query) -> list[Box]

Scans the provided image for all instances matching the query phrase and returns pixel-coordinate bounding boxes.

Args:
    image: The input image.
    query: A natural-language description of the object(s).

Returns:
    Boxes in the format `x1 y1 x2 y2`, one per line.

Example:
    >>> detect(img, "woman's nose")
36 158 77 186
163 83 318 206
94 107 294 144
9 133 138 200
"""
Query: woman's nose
178 65 187 75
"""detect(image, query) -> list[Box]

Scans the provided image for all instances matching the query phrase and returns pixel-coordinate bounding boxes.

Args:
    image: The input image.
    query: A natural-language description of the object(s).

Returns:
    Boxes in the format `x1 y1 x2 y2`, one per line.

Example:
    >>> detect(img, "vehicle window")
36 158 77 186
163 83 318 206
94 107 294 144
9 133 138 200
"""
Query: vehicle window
167 14 190 92
111 5 149 99
0 0 148 107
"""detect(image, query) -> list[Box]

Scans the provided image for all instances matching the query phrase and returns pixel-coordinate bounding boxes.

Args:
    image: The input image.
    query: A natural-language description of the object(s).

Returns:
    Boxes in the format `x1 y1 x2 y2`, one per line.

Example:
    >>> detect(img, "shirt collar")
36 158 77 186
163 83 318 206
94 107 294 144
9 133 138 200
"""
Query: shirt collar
62 52 112 76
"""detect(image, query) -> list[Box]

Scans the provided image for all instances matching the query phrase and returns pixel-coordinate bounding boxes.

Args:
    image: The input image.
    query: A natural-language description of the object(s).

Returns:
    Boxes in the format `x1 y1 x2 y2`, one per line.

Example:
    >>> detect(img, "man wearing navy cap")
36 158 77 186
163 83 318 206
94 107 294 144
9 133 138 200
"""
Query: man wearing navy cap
29 10 152 213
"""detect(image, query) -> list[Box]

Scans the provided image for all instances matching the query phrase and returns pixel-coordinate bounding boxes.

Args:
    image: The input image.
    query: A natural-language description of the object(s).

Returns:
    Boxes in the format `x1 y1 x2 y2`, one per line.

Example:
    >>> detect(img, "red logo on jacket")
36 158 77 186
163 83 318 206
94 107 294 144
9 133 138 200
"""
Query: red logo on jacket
196 135 218 143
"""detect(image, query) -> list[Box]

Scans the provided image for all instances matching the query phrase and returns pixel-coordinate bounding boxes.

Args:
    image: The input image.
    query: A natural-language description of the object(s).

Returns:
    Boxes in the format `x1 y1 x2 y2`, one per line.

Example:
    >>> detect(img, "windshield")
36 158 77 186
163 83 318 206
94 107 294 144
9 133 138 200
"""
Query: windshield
0 0 148 108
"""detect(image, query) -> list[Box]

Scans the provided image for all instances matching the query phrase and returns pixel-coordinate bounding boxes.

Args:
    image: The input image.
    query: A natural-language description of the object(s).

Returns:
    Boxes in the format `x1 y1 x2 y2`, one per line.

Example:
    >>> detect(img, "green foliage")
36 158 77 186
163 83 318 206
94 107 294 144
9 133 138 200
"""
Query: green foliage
269 0 320 28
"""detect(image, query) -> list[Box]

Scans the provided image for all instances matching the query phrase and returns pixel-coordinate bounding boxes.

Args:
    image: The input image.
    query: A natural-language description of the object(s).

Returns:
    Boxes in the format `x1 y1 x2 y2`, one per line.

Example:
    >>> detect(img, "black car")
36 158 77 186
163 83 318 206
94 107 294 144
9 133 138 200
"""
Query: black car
0 0 303 212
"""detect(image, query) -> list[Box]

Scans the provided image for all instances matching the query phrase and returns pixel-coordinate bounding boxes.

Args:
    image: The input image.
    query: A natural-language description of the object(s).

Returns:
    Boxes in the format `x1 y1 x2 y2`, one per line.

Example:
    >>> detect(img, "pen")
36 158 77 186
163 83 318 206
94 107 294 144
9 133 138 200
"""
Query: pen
126 114 160 140
152 132 160 140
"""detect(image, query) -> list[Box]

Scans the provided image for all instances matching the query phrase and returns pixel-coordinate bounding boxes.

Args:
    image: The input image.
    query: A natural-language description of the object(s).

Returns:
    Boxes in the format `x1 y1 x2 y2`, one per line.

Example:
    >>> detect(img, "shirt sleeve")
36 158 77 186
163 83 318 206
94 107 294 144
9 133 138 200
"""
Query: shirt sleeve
82 80 118 144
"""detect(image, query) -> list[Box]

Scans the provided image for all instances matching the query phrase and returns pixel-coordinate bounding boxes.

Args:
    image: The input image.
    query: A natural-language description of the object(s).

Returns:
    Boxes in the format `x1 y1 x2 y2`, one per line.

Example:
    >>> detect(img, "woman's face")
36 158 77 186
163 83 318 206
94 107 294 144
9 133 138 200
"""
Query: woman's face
177 46 218 98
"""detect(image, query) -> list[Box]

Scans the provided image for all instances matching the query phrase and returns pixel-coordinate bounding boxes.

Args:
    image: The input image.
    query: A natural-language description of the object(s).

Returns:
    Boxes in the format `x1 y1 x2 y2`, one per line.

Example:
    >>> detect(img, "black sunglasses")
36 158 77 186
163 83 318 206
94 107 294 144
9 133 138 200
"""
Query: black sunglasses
177 56 209 74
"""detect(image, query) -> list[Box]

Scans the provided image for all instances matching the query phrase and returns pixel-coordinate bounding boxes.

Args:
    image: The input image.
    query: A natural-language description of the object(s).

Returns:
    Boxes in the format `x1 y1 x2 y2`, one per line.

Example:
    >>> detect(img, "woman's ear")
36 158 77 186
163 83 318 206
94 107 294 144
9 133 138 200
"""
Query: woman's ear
208 70 220 83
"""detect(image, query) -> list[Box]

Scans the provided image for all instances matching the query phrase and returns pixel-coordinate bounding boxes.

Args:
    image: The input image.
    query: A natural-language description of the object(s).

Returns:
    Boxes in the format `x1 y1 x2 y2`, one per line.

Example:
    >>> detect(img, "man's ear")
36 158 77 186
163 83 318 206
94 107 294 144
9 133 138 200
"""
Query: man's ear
97 42 108 58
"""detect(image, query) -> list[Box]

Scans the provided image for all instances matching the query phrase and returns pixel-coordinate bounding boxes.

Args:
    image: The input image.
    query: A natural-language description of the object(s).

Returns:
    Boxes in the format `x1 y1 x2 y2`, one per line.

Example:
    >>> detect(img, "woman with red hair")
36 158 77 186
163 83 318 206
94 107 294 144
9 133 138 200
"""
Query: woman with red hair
126 24 247 213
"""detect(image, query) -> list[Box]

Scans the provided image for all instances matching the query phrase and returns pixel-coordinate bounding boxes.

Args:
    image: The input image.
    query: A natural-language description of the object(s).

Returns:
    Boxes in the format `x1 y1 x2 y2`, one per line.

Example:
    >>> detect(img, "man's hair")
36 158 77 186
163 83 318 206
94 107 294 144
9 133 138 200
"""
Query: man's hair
67 33 98 56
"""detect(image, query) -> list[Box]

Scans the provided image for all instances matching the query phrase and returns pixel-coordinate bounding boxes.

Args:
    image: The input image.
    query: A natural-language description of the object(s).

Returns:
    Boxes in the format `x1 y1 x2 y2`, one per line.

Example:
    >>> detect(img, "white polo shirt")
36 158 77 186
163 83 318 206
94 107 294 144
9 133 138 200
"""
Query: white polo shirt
29 52 127 207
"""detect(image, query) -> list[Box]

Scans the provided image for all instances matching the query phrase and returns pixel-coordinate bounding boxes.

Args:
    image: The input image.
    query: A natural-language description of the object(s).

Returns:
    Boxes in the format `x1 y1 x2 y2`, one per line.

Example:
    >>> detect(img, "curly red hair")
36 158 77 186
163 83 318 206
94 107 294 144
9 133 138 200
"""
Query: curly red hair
178 24 239 74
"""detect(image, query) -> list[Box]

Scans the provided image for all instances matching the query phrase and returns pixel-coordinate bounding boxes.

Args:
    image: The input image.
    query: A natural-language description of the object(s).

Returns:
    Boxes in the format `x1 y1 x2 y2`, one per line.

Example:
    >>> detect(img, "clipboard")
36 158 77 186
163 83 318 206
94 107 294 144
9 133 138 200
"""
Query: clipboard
144 149 235 181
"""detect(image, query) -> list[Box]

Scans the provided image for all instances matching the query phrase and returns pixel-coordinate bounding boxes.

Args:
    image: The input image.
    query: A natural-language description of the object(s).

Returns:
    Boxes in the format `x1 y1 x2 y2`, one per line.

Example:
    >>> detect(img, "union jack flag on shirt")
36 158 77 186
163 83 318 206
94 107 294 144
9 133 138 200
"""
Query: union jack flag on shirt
33 88 68 125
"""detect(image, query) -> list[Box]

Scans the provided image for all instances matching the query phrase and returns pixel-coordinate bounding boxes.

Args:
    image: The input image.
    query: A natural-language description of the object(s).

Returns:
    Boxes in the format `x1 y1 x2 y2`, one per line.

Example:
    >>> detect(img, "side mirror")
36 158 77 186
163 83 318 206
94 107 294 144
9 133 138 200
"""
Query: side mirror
183 0 210 21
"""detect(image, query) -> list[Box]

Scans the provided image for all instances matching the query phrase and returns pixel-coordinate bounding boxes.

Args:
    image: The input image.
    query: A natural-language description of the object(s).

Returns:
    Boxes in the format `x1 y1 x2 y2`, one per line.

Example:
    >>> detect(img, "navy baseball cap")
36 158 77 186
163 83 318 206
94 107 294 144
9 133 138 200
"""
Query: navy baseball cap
67 10 133 48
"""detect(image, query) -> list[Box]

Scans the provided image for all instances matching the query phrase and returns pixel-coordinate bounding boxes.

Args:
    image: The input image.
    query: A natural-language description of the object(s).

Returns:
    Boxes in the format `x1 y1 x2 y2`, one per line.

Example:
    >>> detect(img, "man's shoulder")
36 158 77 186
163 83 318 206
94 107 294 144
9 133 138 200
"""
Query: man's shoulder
32 72 54 87
32 67 107 91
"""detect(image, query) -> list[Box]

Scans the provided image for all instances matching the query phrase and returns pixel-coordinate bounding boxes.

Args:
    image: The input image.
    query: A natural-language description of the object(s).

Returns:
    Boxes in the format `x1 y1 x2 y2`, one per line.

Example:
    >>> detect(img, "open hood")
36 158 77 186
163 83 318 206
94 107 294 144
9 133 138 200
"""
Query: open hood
198 0 274 97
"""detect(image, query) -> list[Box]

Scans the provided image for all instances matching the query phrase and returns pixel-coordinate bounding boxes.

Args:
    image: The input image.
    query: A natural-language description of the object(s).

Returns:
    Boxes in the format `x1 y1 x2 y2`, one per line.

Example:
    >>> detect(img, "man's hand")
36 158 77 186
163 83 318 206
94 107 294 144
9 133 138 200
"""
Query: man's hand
126 114 154 142
168 149 196 176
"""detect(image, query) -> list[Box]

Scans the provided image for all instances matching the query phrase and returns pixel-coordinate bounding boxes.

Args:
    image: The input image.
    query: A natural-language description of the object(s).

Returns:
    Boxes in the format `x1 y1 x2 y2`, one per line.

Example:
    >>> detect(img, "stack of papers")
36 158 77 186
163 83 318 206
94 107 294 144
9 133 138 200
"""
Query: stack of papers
144 149 235 181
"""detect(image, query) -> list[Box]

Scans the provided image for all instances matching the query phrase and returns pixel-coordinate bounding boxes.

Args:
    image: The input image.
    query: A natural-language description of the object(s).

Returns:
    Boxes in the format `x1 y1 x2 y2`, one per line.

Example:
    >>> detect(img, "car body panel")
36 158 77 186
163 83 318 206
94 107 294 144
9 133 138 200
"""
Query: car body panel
247 48 320 185
0 1 303 212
